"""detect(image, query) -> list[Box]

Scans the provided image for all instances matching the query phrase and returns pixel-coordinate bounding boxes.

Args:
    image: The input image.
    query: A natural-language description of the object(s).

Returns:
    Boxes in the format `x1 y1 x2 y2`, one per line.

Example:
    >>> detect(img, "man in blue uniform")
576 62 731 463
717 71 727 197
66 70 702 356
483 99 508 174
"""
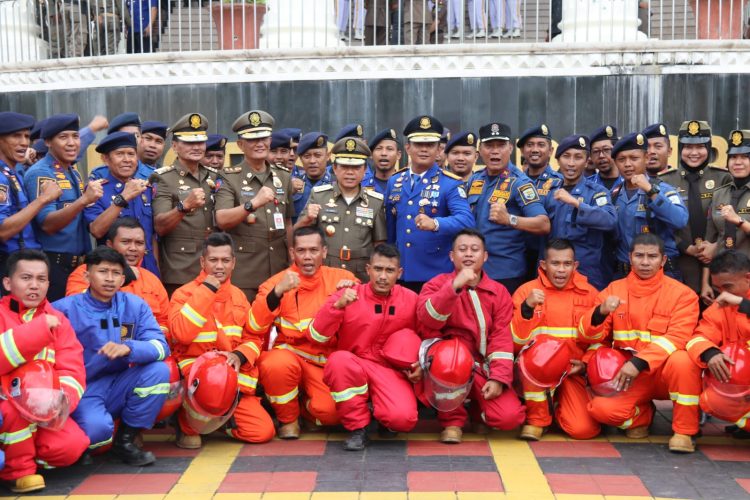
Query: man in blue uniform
24 114 105 301
0 112 62 276
362 128 402 195
139 121 167 169
444 131 478 189
89 113 154 181
611 132 688 280
201 134 228 171
588 125 623 192
643 122 674 175
54 246 169 466
467 122 550 294
268 130 293 168
544 135 616 290
84 132 159 276
277 127 302 172
293 132 333 218
385 115 474 292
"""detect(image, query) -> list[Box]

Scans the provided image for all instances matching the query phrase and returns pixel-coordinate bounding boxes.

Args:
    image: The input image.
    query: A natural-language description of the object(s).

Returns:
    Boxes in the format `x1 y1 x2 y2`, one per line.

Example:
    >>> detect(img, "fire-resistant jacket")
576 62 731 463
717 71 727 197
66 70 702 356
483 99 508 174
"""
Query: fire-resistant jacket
417 271 515 386
686 290 750 368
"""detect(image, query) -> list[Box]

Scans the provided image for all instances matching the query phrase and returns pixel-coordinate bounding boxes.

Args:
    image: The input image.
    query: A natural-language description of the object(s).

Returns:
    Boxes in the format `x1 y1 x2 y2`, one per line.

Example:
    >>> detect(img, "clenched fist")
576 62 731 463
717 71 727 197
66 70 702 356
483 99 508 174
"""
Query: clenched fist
183 188 206 211
489 201 510 225
334 288 358 309
525 289 545 308
274 271 300 296
253 186 276 208
599 295 624 315
452 267 478 290
82 179 105 205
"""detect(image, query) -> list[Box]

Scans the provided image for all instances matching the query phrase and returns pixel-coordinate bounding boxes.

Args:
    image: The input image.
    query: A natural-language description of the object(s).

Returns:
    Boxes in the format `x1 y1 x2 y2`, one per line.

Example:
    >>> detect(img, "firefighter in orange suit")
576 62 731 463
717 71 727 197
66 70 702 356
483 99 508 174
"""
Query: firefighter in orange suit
169 232 273 448
579 233 701 453
511 238 601 440
252 226 357 439
66 218 170 339
310 244 421 451
0 250 89 493
686 250 750 435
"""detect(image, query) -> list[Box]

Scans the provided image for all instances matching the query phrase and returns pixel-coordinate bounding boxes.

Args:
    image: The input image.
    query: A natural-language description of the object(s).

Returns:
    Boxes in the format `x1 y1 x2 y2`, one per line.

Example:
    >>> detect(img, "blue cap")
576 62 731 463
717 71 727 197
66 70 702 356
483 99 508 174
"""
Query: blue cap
590 125 618 144
32 139 48 156
278 128 302 143
108 112 141 134
206 134 228 151
403 115 444 143
642 123 669 140
555 134 590 159
30 118 46 141
334 123 364 142
611 132 648 158
270 131 292 150
0 112 35 136
444 131 477 154
297 132 328 156
517 124 552 148
41 114 79 140
141 120 168 138
440 127 452 143
95 131 138 154
368 128 399 150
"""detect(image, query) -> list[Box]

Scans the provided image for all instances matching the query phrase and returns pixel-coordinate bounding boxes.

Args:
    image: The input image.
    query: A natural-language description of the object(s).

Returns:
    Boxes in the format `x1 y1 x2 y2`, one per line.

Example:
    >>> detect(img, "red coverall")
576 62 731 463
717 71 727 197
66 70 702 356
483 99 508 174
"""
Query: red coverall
310 283 419 432
0 296 89 480
169 272 273 443
579 269 701 435
417 271 526 430
512 270 601 439
252 264 357 426
686 290 750 428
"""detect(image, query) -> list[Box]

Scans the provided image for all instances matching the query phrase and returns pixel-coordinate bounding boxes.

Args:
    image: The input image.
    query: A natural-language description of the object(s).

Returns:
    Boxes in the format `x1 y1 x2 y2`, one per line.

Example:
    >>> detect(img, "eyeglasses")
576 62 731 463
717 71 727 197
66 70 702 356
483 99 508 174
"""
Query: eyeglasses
591 148 613 157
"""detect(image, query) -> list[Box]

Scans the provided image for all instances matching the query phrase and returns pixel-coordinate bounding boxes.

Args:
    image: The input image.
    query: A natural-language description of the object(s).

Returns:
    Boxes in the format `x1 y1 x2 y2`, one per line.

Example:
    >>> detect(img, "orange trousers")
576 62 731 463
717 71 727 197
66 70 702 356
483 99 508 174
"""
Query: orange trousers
258 349 339 426
588 350 702 435
177 364 274 443
522 374 600 440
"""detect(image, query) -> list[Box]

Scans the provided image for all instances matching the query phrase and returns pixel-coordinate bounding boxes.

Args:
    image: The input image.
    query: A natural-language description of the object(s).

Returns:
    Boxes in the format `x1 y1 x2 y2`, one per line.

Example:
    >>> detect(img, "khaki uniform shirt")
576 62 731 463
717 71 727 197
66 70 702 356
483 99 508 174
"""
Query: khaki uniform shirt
152 160 218 286
215 160 294 294
706 181 750 256
299 183 387 282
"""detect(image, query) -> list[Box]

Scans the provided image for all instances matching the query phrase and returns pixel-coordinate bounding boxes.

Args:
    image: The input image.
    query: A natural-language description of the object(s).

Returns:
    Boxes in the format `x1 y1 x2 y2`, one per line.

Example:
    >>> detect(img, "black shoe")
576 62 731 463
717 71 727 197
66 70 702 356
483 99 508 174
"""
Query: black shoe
76 451 94 466
733 429 750 440
111 424 156 466
377 423 398 439
343 428 368 451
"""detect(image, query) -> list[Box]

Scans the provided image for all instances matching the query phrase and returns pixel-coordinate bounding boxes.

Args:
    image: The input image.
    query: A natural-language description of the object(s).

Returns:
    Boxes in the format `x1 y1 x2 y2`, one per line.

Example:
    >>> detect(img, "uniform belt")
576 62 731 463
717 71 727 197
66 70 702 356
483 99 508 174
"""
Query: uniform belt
46 252 85 269
333 247 369 261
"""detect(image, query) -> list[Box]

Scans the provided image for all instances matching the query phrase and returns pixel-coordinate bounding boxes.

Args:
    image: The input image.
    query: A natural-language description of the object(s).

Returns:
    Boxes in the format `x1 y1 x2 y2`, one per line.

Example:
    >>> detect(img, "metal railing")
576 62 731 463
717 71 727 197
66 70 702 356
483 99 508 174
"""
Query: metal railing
1 0 748 63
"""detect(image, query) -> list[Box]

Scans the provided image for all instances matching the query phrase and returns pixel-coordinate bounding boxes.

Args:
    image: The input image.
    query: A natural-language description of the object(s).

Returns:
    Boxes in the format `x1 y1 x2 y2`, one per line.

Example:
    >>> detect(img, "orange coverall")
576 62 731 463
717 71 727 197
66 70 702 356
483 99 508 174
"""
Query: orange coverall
512 270 601 439
686 291 750 428
66 264 170 340
578 269 701 435
169 272 273 443
251 264 356 426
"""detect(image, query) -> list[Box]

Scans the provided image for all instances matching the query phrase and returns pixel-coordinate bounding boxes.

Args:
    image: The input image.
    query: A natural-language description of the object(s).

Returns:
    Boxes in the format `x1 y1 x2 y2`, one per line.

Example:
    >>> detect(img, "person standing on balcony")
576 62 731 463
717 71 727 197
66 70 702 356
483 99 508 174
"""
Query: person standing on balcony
91 0 130 55
365 0 391 44
489 0 520 38
402 0 433 44
48 0 91 58
126 0 159 53
337 0 366 41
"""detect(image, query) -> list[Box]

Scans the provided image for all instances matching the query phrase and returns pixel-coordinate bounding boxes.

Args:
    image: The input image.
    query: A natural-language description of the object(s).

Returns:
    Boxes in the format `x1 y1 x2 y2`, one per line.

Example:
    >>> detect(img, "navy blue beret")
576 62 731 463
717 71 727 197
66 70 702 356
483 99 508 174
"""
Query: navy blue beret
41 114 79 140
0 112 35 136
95 131 138 154
108 112 141 134
297 132 328 156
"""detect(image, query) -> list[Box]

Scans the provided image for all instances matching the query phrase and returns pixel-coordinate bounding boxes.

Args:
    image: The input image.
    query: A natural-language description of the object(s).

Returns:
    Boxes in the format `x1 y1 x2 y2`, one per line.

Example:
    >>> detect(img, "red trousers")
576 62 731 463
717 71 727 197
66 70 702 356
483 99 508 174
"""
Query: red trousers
323 351 418 432
0 400 89 481
258 349 338 426
521 374 600 440
588 350 702 435
437 371 526 430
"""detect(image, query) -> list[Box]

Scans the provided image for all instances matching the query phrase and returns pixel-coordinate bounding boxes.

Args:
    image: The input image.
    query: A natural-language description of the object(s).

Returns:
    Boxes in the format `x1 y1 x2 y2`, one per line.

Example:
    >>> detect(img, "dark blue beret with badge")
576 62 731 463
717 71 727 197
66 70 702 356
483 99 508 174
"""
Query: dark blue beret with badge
270 131 292 150
206 134 228 152
643 123 669 140
30 118 47 141
440 127 451 144
108 112 141 134
589 125 618 144
517 124 552 148
41 113 79 140
444 131 477 154
611 132 647 158
297 132 328 156
95 131 138 154
403 115 443 143
277 128 302 143
141 121 168 138
0 112 35 136
334 123 365 142
555 134 590 159
369 128 399 150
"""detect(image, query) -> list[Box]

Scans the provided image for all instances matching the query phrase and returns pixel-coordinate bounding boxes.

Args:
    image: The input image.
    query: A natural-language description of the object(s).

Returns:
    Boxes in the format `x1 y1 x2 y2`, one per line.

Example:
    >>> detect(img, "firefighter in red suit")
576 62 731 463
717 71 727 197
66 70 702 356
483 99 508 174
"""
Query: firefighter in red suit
416 228 525 443
0 250 89 493
310 244 421 450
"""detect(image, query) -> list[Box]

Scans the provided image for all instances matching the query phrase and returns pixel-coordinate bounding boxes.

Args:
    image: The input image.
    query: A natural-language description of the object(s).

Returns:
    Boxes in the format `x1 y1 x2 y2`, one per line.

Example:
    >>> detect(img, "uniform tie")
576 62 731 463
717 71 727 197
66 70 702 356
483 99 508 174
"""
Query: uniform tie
685 170 707 243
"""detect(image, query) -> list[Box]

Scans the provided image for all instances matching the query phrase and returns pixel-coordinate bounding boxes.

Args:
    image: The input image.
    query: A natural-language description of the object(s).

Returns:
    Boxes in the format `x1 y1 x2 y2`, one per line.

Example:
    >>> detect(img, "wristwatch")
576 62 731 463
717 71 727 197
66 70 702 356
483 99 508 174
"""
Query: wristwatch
646 185 661 197
243 201 256 213
176 200 190 214
112 194 128 208
509 214 519 227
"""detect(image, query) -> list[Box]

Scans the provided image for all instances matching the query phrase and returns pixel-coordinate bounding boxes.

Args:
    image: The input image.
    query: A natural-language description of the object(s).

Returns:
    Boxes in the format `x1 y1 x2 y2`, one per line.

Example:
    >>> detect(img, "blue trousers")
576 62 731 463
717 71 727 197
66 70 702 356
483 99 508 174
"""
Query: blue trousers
72 362 169 449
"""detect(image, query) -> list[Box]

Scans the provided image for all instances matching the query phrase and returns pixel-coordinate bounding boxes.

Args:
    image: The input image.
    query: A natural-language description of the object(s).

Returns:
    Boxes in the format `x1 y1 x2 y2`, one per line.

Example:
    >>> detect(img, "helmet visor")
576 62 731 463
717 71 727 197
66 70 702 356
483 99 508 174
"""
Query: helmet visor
423 372 473 412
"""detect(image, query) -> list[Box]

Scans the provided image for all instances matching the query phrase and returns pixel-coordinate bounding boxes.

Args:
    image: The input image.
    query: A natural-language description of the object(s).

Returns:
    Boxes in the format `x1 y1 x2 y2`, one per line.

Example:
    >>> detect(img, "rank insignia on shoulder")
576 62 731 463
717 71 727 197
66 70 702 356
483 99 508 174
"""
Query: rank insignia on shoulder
154 165 175 175
313 184 334 193
365 190 384 200
442 170 461 180
203 165 219 174
272 163 290 172
222 166 242 174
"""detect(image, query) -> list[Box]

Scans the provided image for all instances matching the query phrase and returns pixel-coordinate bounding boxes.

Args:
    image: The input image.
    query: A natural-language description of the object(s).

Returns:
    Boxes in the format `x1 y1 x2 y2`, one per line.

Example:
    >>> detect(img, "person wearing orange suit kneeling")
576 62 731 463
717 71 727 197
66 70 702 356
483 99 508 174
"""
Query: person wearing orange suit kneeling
512 238 601 441
579 233 701 453
169 232 273 448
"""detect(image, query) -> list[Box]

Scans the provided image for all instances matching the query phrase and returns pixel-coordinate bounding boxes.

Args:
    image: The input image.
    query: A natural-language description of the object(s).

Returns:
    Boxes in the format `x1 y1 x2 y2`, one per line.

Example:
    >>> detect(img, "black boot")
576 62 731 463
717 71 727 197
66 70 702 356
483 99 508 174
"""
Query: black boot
377 423 398 438
112 424 156 466
343 428 368 451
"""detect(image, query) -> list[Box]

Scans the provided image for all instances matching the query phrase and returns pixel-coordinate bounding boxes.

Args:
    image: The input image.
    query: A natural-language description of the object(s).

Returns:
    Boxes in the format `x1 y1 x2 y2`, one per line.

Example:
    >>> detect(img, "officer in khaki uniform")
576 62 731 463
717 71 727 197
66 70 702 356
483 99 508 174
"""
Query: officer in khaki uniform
295 137 386 282
153 113 219 295
215 110 294 301
659 120 731 294
701 130 750 303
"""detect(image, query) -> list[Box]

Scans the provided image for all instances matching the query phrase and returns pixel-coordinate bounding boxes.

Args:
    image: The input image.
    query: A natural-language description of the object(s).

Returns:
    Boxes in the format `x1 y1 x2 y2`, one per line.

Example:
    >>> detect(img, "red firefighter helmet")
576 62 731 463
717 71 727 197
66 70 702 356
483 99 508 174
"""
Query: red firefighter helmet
701 343 750 422
381 328 422 370
1 360 69 430
155 357 184 422
587 347 631 397
518 335 571 389
420 338 475 412
182 352 240 434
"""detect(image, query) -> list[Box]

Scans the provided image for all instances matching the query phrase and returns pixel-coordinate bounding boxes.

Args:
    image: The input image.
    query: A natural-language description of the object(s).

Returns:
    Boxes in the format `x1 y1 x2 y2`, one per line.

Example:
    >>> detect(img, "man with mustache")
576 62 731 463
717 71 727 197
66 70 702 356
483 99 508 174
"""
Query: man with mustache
361 128 402 195
138 121 168 169
587 125 622 192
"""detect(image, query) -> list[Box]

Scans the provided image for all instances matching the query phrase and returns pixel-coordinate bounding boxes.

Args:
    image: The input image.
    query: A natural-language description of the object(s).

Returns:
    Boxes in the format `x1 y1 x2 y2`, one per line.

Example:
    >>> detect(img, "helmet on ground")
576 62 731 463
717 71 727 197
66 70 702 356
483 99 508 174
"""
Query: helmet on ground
587 347 630 397
701 343 750 422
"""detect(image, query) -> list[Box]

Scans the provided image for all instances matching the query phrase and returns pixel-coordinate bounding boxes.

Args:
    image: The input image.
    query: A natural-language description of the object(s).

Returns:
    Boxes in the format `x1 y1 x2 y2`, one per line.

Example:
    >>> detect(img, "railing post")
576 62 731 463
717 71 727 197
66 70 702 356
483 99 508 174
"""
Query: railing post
0 0 48 63
259 0 343 49
553 0 648 43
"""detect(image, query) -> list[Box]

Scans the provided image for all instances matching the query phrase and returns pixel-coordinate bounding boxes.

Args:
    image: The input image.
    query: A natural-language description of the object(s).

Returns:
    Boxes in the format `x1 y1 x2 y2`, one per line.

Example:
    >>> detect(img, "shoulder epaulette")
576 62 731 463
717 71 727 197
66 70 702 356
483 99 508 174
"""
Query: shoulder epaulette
313 184 333 193
658 167 678 176
394 166 408 174
365 189 384 200
203 165 219 174
154 165 175 175
708 164 729 172
473 165 487 172
272 163 290 173
222 165 242 174
441 170 461 180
